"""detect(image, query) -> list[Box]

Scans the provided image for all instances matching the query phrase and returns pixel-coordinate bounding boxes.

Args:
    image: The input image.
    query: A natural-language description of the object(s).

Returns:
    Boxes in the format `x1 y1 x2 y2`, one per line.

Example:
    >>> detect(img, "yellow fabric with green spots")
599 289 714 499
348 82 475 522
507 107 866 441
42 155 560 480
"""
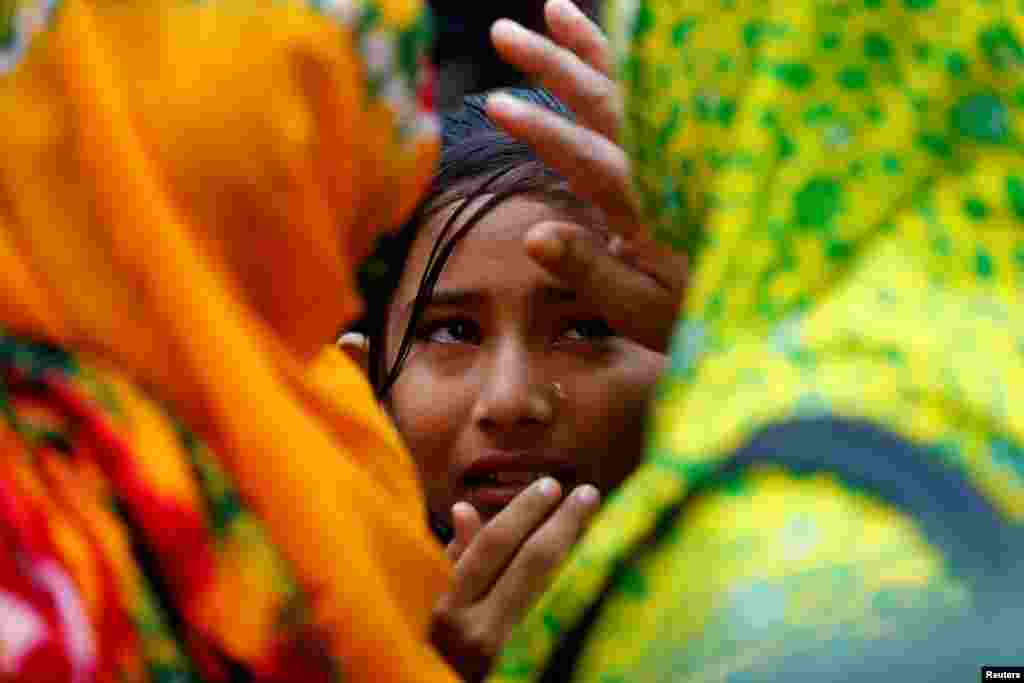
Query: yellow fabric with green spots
490 1 1024 681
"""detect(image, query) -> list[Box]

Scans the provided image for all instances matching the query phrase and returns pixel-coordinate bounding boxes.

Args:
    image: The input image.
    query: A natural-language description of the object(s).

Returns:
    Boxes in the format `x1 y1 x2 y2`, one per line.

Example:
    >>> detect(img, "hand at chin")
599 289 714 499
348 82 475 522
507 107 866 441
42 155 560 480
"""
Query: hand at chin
430 478 600 682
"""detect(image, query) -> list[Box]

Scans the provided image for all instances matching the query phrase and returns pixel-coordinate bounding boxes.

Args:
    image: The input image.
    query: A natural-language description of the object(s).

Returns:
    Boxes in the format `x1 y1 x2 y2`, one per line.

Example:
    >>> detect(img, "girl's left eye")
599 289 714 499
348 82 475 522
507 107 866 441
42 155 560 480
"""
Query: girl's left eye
419 318 481 345
559 318 615 343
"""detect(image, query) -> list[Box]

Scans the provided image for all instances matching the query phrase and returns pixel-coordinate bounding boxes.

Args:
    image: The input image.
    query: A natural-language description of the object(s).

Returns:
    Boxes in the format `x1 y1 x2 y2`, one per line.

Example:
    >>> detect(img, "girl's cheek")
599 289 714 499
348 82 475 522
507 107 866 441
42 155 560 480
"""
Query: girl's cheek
568 369 648 448
393 378 465 470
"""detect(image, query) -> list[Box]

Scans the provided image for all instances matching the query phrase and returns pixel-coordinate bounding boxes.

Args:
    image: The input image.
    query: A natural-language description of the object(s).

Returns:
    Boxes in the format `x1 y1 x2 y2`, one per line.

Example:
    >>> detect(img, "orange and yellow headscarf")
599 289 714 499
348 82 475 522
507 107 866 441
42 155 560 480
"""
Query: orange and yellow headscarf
0 0 455 681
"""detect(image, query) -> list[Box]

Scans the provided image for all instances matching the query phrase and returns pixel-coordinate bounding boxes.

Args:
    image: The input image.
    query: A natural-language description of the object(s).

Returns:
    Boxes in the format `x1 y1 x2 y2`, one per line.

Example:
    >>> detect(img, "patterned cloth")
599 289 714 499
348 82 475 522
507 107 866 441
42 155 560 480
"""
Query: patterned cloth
491 1 1024 681
0 333 330 682
0 1 457 682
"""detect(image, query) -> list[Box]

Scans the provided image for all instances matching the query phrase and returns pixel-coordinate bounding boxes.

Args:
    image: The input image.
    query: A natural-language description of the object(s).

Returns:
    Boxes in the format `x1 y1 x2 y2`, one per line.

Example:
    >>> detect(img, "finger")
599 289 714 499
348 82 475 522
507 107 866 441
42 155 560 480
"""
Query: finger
526 222 678 352
491 18 621 142
486 94 638 237
545 0 614 77
337 332 370 372
486 485 601 630
449 477 563 606
446 502 483 563
613 235 689 301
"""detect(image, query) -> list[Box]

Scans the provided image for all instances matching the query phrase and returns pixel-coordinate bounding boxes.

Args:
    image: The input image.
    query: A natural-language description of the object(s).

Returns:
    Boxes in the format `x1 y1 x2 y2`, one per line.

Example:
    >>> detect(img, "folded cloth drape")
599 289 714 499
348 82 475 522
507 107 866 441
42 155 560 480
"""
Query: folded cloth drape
0 1 456 681
491 1 1024 681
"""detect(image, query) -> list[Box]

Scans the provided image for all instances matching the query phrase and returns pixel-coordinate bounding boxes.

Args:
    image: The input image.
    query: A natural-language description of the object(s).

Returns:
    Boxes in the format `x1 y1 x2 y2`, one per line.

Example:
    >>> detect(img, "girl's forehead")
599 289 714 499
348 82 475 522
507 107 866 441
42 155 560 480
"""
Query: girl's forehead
416 194 607 258
389 193 609 313
407 198 561 291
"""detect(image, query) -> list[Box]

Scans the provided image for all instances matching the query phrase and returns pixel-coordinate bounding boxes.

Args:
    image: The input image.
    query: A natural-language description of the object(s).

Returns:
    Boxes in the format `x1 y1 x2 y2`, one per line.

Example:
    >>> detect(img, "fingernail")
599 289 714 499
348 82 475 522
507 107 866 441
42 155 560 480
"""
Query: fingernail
488 92 528 117
451 501 472 517
491 18 513 36
537 477 560 497
526 226 565 262
574 484 600 506
549 0 580 20
491 18 532 44
337 332 368 350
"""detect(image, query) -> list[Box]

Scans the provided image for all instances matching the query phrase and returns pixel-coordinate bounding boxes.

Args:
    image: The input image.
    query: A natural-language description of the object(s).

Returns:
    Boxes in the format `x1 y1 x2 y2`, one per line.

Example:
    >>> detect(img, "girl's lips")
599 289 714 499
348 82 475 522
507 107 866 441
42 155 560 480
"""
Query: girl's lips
456 451 580 514
463 470 549 486
463 482 535 512
460 451 576 481
458 470 580 518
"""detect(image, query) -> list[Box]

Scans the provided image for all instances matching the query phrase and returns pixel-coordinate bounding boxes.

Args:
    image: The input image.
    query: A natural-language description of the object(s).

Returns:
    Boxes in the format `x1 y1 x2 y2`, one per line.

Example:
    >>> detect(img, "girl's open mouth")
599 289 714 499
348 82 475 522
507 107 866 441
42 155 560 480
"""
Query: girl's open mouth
459 464 579 514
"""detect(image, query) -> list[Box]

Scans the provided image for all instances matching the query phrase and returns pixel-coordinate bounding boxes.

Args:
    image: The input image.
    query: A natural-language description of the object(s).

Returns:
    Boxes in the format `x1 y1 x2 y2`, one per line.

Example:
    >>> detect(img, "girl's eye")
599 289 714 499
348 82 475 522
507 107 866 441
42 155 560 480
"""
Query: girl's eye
559 318 615 343
416 318 482 345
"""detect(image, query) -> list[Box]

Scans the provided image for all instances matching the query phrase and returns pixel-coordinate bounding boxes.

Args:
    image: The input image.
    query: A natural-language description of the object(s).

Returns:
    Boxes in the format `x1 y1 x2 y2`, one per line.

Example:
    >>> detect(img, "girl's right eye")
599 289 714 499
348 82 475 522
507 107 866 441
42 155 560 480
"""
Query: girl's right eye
415 318 482 345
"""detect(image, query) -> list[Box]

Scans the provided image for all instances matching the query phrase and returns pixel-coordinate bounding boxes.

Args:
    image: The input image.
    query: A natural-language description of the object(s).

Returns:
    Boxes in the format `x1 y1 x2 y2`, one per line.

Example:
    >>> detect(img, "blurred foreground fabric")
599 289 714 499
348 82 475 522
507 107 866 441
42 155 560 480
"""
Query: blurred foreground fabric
492 1 1024 681
0 1 456 681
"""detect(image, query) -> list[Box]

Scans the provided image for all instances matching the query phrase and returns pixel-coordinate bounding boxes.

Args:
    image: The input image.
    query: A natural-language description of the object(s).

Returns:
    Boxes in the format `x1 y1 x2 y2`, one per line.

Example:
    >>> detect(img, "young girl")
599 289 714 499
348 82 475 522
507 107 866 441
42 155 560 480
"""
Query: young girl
361 88 663 529
346 86 673 681
340 4 686 678
342 16 692 668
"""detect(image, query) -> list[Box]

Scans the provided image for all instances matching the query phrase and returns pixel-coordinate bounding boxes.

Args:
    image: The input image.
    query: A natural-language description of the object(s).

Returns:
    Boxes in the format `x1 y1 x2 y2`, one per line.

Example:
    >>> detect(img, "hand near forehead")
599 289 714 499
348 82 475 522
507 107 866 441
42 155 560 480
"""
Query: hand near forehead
487 0 687 354
430 480 600 682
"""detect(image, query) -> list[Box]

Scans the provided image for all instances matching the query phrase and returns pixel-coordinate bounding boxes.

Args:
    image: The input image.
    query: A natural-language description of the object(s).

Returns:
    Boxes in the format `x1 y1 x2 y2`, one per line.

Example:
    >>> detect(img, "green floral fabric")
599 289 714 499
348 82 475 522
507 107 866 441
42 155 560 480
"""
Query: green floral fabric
491 1 1024 681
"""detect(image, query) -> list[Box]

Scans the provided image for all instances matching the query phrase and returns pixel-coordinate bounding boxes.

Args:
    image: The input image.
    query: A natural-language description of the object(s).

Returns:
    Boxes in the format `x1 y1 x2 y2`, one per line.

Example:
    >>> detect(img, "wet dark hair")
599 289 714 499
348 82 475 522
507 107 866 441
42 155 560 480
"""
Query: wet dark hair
356 87 578 398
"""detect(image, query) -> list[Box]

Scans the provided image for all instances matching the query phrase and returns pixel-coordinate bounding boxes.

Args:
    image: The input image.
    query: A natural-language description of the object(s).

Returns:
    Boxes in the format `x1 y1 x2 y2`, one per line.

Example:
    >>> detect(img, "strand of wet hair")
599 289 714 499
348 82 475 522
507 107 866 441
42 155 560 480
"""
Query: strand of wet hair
377 165 524 397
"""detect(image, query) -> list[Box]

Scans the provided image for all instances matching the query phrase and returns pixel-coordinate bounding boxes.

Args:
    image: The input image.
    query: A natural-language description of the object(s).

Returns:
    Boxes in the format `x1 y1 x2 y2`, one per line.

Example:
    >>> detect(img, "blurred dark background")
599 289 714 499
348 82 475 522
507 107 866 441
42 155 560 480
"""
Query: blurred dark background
429 1 602 109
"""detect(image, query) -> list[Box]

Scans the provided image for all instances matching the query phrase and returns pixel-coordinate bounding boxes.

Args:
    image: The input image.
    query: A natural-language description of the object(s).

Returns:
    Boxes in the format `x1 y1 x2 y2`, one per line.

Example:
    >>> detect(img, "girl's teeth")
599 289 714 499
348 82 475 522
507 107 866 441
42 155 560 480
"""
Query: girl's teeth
494 471 543 485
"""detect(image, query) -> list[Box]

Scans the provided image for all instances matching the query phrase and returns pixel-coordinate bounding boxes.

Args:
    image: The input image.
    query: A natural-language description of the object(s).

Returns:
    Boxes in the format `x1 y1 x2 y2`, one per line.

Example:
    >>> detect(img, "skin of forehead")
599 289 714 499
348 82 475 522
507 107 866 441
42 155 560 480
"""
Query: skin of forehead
391 194 610 334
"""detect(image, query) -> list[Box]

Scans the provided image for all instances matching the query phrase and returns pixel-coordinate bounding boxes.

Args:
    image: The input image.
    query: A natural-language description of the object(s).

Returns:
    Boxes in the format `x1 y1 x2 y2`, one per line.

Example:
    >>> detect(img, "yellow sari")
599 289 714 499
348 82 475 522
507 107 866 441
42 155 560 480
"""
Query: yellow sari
0 0 455 681
493 1 1024 681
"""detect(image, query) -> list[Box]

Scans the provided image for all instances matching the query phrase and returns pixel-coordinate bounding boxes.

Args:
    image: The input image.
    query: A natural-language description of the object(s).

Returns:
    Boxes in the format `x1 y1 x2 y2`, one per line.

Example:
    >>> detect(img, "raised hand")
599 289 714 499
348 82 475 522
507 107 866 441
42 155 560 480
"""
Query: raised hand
487 0 687 353
430 479 600 682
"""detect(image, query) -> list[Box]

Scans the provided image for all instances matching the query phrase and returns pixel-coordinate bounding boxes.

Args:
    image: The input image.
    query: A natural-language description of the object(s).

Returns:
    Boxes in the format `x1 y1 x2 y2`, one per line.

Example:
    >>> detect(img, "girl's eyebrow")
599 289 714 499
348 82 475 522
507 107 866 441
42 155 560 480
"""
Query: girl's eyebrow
539 286 577 304
402 289 484 317
401 286 577 318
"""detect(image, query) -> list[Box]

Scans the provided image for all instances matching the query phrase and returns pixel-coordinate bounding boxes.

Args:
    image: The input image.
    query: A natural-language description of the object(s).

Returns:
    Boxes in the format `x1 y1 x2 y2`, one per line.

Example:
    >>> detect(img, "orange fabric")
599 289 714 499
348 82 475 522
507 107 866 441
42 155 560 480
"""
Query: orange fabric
0 0 454 681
